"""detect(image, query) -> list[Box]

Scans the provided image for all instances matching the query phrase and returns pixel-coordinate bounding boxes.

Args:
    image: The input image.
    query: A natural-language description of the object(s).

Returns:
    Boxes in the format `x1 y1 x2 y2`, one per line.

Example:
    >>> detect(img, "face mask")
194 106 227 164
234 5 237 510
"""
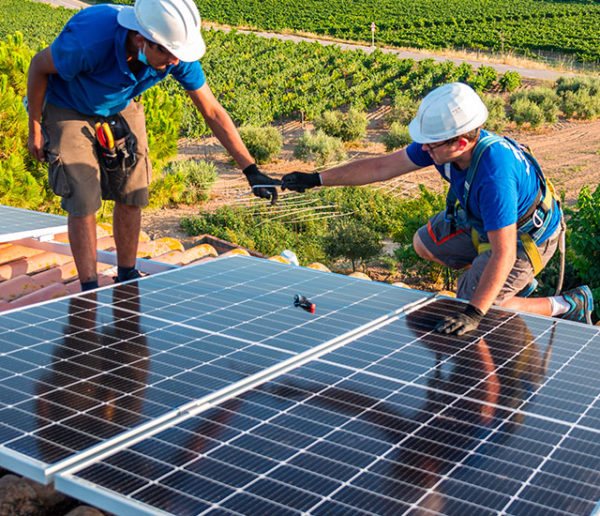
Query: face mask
138 43 148 66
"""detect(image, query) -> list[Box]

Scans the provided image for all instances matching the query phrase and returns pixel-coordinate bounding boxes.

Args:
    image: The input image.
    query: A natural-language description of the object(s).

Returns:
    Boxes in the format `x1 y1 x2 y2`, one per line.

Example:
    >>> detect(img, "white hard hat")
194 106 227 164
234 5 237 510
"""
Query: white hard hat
408 82 488 144
117 0 205 62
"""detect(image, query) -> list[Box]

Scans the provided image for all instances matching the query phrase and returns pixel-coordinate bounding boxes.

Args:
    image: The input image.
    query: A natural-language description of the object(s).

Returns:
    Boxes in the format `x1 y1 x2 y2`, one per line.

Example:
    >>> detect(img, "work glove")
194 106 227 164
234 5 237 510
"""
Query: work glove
281 172 321 193
243 164 281 205
435 304 485 336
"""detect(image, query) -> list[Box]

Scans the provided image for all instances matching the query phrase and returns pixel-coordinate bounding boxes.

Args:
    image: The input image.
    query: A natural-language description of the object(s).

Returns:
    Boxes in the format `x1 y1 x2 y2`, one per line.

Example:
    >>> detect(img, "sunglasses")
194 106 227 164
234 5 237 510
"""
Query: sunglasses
426 137 459 150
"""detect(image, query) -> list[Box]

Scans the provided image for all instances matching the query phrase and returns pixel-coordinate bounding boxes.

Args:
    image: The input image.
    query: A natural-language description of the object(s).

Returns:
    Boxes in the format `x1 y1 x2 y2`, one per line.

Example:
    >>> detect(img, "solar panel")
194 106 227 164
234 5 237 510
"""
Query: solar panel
0 205 67 242
55 297 600 515
0 256 426 483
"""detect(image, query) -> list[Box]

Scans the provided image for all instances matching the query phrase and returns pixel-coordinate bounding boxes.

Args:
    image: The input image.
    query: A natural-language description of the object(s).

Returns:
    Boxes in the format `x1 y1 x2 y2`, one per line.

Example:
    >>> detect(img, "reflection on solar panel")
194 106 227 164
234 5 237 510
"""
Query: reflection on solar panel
0 205 67 242
0 256 599 515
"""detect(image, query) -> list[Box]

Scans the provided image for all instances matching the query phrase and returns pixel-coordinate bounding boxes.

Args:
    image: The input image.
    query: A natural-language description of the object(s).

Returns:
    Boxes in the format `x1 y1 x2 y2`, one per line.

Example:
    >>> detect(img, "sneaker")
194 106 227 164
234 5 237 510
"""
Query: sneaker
114 268 142 283
559 286 593 324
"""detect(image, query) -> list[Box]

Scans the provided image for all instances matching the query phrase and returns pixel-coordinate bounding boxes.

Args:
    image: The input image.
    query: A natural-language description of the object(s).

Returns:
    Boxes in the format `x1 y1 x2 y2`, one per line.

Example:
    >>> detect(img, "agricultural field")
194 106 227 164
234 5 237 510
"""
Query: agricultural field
191 0 600 63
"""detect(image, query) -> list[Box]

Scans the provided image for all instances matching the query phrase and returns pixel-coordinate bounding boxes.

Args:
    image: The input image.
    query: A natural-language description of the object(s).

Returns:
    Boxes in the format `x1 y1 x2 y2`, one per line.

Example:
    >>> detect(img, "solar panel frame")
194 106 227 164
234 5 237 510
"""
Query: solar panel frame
0 205 67 242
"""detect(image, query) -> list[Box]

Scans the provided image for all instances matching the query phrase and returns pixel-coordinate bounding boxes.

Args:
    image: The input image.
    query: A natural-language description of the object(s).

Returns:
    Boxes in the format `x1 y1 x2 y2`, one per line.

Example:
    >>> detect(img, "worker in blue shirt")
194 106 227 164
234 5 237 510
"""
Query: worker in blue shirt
282 82 593 335
27 0 279 291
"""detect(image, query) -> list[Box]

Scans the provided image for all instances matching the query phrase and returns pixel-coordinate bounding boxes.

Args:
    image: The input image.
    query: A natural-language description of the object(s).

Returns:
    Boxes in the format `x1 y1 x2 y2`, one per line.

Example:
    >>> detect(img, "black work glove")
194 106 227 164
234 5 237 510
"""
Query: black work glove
281 172 321 193
243 164 281 205
435 304 485 336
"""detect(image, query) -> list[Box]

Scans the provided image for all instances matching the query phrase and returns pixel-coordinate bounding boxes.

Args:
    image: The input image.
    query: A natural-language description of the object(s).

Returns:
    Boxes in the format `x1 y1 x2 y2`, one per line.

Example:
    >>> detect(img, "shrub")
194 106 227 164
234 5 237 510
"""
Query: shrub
510 98 545 128
314 108 368 142
499 71 522 92
238 125 283 164
510 87 559 126
482 93 507 133
323 218 382 271
556 76 600 97
387 92 418 125
561 89 600 120
565 184 600 319
149 159 218 207
293 130 347 166
382 122 412 152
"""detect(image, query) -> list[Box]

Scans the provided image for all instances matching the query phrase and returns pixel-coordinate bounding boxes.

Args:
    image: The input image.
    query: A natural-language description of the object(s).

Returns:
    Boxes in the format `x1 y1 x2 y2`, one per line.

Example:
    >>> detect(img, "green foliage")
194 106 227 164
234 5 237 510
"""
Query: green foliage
499 71 522 92
139 85 183 172
387 92 418 126
510 87 559 126
482 93 507 133
469 65 498 92
149 159 218 208
323 219 382 271
0 32 56 211
314 108 368 142
565 184 600 317
556 77 600 120
294 130 347 167
238 125 283 164
382 122 411 152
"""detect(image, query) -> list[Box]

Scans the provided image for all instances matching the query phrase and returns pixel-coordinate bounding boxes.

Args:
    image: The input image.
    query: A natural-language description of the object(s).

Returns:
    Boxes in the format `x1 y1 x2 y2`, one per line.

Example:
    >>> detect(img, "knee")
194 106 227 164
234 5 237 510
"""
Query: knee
413 231 434 261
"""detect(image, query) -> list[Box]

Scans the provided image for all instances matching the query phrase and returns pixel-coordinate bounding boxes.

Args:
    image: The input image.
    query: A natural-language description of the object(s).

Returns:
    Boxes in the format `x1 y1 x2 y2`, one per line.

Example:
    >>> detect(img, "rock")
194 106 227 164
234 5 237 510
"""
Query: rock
65 506 106 516
0 475 41 516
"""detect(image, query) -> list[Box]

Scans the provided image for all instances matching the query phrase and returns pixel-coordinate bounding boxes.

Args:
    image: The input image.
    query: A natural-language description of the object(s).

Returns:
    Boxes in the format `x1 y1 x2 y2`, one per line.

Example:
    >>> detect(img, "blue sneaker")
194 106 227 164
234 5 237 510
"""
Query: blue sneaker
559 286 593 324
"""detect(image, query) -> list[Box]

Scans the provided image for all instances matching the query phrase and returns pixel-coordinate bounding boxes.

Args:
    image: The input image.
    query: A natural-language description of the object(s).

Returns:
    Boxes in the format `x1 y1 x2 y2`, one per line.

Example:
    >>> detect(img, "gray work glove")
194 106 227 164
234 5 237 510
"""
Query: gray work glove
243 164 281 205
435 304 485 336
281 172 321 193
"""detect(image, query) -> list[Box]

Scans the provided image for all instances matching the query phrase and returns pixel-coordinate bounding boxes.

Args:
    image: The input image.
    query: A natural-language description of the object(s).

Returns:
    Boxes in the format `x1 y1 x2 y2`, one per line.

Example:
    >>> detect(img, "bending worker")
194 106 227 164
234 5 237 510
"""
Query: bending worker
27 0 279 291
282 82 593 335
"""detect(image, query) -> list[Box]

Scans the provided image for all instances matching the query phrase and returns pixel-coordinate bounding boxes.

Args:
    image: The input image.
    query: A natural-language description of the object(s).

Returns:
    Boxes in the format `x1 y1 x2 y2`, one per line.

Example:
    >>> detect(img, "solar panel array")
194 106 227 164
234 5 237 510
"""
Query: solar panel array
0 256 599 515
0 205 67 242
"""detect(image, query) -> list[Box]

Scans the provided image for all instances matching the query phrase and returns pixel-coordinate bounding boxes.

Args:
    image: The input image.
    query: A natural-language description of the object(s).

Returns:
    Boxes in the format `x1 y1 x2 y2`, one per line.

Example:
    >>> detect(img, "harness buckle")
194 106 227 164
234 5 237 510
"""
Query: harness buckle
532 210 544 229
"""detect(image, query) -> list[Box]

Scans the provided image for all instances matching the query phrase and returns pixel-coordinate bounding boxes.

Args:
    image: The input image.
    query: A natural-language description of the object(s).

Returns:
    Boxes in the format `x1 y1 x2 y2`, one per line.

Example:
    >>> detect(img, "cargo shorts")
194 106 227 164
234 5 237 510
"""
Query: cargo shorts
416 211 560 303
42 101 152 217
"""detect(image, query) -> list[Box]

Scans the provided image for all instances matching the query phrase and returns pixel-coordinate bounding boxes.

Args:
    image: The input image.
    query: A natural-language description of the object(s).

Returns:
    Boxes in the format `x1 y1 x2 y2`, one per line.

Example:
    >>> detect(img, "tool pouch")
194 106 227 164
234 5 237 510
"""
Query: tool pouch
95 114 138 199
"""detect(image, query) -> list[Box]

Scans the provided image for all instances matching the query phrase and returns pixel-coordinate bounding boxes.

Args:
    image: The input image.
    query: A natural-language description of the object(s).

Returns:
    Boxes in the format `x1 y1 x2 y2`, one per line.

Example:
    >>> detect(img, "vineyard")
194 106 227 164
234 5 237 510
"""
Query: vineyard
190 0 600 64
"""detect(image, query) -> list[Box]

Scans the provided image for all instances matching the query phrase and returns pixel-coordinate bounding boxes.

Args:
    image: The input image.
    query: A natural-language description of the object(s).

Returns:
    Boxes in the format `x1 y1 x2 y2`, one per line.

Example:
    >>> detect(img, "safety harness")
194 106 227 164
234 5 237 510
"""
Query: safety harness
444 134 562 277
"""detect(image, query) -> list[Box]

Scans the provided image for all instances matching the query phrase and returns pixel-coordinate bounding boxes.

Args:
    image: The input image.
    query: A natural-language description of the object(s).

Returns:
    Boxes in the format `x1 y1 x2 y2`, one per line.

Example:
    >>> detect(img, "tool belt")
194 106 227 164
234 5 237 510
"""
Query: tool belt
445 135 562 276
94 114 138 199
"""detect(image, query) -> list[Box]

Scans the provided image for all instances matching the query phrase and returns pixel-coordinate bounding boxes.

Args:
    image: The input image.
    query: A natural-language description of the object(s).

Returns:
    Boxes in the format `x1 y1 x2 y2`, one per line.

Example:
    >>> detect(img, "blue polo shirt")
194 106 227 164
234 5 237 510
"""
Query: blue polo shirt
406 129 560 243
47 4 206 116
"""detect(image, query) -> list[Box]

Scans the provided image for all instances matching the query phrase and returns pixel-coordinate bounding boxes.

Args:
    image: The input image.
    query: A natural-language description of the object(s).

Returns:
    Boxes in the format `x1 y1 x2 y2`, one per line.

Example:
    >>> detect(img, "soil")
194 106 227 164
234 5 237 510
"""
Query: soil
140 102 600 287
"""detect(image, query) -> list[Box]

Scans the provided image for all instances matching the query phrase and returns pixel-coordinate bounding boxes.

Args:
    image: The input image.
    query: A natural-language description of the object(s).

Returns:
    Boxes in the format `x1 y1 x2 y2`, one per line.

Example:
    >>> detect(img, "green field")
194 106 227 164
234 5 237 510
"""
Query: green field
194 0 600 63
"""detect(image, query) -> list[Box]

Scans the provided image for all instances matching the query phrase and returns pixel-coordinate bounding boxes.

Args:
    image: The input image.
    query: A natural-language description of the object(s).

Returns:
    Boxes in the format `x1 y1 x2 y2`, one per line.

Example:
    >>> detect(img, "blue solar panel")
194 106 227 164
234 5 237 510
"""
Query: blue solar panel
54 296 600 515
0 256 426 484
0 205 67 242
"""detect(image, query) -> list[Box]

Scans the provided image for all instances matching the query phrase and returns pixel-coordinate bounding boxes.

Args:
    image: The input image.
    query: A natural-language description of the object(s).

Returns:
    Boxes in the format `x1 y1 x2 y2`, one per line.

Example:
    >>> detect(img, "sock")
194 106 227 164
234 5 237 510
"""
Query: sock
117 266 136 282
549 295 571 316
80 280 99 292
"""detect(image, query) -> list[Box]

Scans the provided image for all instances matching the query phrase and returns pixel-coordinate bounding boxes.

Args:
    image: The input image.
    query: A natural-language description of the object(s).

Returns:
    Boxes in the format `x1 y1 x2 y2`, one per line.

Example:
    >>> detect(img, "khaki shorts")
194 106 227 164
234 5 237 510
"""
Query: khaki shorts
416 211 560 303
43 101 152 217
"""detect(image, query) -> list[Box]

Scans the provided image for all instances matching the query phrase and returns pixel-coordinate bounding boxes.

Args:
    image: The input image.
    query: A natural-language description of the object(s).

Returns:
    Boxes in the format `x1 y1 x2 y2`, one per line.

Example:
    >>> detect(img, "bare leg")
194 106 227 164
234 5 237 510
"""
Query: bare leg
113 202 141 268
413 232 447 266
497 296 552 317
68 214 98 283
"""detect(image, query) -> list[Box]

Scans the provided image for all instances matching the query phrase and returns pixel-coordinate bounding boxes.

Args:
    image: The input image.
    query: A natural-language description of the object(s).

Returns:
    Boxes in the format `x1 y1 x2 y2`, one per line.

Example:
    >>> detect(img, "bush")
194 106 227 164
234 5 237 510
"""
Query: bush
499 71 522 92
382 122 412 152
509 87 559 126
323 218 382 271
238 125 283 164
469 65 498 92
149 159 218 207
561 89 600 120
556 76 600 97
482 93 507 133
387 92 418 125
565 184 600 318
510 98 545 128
314 108 368 142
293 129 347 166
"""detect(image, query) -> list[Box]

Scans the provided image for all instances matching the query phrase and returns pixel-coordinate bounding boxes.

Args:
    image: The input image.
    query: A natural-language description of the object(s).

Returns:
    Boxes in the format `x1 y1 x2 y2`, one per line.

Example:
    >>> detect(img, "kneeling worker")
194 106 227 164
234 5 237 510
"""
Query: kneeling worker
27 0 279 291
281 82 593 335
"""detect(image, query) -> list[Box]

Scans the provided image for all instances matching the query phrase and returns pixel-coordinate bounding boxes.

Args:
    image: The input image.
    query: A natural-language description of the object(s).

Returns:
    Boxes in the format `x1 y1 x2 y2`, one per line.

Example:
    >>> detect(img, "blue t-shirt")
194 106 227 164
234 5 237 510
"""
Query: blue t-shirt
47 4 206 116
406 129 560 243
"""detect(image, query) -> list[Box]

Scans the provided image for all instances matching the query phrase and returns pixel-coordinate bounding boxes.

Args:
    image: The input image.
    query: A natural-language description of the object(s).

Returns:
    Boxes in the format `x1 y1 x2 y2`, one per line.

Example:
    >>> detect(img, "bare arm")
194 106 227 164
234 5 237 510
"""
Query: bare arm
320 148 421 186
469 224 517 313
27 46 57 162
187 84 253 170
